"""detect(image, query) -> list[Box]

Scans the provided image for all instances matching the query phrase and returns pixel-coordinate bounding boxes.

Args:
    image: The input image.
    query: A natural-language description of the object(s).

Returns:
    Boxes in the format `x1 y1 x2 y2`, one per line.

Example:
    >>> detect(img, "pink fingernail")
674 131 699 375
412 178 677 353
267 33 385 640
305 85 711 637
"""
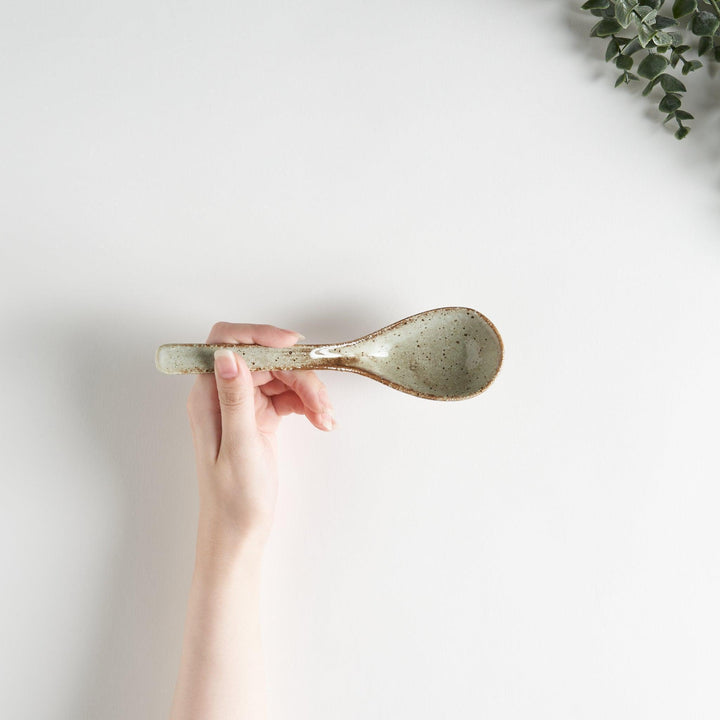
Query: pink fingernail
214 349 238 379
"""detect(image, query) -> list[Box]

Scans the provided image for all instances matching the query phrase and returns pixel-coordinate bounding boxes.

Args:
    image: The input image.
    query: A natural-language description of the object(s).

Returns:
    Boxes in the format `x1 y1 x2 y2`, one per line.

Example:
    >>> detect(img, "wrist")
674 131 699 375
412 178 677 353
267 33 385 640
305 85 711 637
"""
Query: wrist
195 511 267 577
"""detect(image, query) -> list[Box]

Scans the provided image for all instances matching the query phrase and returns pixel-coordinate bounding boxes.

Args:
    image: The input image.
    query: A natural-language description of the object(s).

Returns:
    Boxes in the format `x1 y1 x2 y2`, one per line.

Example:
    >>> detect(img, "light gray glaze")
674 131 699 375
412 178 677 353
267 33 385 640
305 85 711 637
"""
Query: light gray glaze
155 307 503 400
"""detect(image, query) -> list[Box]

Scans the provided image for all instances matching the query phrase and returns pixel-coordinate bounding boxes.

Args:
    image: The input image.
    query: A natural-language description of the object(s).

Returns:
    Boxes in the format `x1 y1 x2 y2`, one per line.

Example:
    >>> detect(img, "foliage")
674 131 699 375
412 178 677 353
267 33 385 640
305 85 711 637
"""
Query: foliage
581 0 720 138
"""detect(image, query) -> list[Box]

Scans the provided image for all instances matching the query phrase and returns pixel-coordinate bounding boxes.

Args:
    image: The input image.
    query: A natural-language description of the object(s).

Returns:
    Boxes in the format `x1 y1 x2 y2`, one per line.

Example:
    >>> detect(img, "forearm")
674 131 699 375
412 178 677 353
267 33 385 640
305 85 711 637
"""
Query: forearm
170 522 267 720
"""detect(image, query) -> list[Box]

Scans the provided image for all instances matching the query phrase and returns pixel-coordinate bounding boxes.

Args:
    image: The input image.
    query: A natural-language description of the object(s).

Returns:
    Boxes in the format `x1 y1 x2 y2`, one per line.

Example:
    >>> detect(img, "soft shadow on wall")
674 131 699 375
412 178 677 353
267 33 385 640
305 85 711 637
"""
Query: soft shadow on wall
36 308 200 719
18 300 384 718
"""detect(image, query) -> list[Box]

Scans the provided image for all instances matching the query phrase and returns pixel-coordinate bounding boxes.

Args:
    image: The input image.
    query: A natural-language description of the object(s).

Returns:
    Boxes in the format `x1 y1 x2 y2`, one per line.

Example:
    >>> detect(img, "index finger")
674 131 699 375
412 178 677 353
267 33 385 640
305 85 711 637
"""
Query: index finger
187 322 303 461
206 322 303 347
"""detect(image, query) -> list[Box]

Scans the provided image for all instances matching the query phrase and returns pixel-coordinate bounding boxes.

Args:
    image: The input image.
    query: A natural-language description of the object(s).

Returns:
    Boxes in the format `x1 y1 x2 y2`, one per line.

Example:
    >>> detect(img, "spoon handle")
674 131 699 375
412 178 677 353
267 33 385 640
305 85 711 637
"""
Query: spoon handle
155 343 342 374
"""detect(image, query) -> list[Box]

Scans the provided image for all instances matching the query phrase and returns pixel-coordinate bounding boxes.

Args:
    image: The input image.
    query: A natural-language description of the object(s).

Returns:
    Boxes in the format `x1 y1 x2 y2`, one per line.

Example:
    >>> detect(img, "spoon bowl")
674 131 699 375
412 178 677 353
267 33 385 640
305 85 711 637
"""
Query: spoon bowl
156 307 503 400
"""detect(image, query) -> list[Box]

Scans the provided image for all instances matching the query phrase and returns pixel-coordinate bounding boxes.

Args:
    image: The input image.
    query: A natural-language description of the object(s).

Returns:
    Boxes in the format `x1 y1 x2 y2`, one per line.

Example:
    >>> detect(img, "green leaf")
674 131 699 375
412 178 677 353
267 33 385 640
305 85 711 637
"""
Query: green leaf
616 2 636 27
715 46 720 61
606 38 621 60
642 77 660 94
655 16 678 28
582 0 610 8
615 71 628 87
653 31 673 45
640 8 658 25
659 94 682 112
675 126 690 139
616 54 634 68
663 111 677 123
638 52 670 78
672 0 697 19
691 10 720 37
591 18 624 36
698 35 713 56
658 73 687 92
623 38 644 55
638 23 655 46
681 59 703 73
675 109 694 120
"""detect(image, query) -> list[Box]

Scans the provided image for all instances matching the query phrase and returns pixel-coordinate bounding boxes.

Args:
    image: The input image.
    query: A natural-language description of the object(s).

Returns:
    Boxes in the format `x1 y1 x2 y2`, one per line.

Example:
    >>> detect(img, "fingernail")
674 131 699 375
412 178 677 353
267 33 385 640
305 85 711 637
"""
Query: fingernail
296 333 306 341
214 349 238 379
320 412 335 431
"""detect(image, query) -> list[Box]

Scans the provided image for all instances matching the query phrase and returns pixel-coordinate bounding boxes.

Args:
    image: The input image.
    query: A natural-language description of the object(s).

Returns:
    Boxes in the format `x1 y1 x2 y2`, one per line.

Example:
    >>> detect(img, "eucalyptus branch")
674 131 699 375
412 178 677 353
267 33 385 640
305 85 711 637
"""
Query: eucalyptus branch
583 0 720 139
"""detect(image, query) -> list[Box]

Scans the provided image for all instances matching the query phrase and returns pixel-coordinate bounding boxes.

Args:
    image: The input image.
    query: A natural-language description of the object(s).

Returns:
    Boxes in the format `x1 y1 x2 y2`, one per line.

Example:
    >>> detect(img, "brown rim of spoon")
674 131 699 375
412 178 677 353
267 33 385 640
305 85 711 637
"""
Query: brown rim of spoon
328 306 504 401
155 306 504 401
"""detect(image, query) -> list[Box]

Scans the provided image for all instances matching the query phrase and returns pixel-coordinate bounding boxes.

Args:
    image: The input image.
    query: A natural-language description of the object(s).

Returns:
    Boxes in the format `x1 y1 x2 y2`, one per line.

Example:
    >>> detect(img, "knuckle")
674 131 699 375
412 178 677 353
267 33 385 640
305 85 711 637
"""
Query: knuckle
218 388 249 408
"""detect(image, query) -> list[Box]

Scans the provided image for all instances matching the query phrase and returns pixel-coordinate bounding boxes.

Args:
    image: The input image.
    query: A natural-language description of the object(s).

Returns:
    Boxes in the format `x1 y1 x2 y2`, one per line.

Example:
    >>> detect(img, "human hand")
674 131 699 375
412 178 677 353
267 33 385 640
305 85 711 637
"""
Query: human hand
186 322 335 563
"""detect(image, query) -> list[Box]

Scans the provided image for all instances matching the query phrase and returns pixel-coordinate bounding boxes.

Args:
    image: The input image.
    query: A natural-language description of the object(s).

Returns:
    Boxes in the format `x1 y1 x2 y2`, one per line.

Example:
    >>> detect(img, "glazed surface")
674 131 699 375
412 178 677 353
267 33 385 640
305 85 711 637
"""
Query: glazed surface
156 307 503 400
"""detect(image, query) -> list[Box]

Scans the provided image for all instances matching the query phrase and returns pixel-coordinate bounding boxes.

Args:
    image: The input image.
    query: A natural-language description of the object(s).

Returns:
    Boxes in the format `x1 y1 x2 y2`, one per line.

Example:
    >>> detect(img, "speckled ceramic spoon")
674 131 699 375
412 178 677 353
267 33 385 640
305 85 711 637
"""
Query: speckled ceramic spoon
155 307 503 400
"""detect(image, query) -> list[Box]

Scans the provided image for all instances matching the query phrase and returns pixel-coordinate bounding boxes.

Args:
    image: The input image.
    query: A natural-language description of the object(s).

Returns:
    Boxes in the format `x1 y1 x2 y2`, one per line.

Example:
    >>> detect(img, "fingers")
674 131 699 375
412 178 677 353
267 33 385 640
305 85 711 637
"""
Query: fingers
259 378 289 397
206 322 303 347
251 370 273 387
271 391 335 431
271 369 327 415
213 349 257 458
192 321 335 434
262 377 336 431
270 370 336 431
271 391 304 416
186 374 222 463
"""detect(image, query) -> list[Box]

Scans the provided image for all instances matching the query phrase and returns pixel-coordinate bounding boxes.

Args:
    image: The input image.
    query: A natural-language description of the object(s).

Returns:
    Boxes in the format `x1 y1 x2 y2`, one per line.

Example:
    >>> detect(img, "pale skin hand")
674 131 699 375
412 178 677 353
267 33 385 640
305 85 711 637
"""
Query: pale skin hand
169 322 335 720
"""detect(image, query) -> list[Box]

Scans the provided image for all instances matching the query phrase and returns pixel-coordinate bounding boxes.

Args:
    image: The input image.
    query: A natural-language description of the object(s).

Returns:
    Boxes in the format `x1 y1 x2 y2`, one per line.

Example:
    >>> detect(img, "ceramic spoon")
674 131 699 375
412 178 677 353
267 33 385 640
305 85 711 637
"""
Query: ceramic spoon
155 307 503 400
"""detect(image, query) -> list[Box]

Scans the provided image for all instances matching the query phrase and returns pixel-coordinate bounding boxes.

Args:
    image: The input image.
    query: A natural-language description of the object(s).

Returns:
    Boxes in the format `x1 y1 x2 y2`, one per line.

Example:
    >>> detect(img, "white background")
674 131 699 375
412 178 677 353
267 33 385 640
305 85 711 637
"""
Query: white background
2 2 720 718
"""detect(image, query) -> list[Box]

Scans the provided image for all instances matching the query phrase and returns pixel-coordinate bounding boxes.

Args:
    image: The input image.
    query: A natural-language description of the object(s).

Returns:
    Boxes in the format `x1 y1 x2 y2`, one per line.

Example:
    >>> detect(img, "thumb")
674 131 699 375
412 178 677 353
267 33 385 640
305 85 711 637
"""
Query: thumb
213 348 256 454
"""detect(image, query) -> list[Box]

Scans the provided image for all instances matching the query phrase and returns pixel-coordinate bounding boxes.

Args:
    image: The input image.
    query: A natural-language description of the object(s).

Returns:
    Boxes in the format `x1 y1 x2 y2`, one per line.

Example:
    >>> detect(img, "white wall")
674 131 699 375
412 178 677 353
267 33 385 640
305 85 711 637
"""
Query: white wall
3 2 720 718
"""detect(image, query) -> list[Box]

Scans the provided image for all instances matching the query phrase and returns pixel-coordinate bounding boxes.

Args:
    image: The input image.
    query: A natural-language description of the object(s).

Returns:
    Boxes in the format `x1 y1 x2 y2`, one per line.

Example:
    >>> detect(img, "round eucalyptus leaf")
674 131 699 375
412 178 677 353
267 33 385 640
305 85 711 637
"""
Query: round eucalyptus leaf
638 24 655 47
642 78 659 95
658 73 687 92
592 18 623 37
698 35 713 56
672 0 697 19
681 59 703 74
638 52 670 78
659 94 682 112
606 38 621 61
653 31 673 46
691 10 720 37
624 38 644 55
